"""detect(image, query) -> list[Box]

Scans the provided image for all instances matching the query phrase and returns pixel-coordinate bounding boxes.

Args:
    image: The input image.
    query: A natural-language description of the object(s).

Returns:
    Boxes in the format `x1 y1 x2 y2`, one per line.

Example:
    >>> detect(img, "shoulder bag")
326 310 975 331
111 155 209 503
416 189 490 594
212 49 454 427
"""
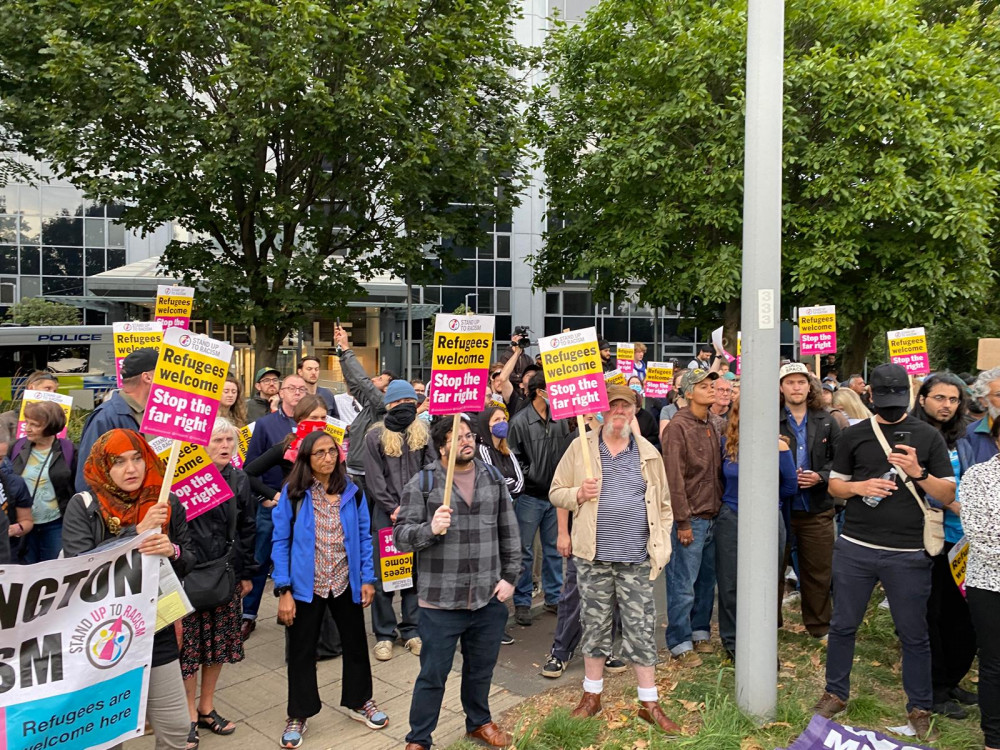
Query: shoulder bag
869 416 945 556
184 499 239 611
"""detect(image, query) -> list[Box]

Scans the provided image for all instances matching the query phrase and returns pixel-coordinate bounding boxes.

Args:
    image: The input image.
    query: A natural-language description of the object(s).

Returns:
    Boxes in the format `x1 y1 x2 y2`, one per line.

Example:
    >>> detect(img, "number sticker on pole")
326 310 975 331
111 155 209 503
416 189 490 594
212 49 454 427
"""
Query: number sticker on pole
154 285 195 330
427 314 495 415
887 327 930 376
798 305 837 356
140 328 233 445
112 322 163 387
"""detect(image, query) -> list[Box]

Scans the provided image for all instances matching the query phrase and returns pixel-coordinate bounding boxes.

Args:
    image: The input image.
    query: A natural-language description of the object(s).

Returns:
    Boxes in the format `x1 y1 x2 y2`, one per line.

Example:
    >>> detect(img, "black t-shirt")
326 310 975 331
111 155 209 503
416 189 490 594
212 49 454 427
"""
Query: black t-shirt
832 416 952 549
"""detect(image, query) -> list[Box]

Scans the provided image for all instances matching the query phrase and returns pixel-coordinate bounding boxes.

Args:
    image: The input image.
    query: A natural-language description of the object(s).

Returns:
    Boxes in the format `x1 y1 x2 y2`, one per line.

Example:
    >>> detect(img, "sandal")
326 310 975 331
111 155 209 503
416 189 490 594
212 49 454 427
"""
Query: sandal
187 721 200 750
198 709 237 736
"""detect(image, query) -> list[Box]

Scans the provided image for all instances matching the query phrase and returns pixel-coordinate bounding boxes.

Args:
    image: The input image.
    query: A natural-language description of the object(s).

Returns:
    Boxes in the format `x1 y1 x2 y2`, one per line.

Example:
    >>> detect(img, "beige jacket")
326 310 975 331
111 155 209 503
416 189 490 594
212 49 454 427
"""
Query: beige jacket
550 429 673 580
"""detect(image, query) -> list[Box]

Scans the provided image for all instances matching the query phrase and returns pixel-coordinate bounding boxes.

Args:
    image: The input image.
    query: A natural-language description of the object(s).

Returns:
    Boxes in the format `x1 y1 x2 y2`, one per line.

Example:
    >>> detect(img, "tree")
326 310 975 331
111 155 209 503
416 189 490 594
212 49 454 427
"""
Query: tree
0 0 529 360
530 0 1000 373
5 297 80 326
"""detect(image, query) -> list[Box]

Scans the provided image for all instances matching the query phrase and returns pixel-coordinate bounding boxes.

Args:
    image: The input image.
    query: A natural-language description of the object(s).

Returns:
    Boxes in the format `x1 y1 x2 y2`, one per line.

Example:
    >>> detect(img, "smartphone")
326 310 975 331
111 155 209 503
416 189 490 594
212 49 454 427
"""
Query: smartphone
891 431 912 453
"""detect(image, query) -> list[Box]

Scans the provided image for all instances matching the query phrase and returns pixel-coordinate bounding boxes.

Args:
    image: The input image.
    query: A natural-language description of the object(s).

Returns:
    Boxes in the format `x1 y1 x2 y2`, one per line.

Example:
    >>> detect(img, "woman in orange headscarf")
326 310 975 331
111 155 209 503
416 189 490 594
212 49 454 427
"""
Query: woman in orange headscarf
62 428 196 750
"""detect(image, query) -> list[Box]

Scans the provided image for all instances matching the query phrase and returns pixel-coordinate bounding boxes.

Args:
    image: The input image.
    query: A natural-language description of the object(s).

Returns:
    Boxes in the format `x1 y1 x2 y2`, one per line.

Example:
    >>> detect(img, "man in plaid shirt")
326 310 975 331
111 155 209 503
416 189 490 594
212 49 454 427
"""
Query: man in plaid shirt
394 415 521 750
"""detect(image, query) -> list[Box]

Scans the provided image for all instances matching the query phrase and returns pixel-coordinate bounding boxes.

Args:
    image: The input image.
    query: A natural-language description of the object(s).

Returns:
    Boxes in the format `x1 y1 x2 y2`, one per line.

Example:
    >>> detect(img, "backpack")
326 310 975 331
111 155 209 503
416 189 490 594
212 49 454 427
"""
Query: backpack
418 462 507 504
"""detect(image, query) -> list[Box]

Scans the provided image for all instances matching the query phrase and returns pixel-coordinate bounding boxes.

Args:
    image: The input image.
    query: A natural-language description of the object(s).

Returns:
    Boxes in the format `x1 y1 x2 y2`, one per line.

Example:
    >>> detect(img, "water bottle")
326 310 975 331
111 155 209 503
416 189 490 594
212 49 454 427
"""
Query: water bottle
862 468 897 508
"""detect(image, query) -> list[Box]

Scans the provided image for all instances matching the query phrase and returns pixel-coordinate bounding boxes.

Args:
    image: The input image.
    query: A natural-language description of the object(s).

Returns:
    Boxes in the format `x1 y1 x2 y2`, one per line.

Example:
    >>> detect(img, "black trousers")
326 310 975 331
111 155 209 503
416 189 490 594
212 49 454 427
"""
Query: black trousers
967 586 1000 748
927 546 976 700
286 586 373 719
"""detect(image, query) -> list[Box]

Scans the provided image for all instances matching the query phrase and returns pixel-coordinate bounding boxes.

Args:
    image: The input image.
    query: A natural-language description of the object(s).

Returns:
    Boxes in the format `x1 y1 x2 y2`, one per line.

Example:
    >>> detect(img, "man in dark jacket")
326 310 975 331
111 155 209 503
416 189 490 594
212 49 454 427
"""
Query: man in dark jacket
662 368 722 665
507 371 572 625
363 380 434 662
75 347 157 492
0 459 32 564
778 362 842 640
245 366 281 423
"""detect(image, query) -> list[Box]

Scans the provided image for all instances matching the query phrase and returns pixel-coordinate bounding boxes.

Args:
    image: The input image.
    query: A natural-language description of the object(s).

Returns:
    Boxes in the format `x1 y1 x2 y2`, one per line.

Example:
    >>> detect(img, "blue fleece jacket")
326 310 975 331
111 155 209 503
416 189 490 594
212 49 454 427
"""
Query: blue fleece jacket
271 478 376 605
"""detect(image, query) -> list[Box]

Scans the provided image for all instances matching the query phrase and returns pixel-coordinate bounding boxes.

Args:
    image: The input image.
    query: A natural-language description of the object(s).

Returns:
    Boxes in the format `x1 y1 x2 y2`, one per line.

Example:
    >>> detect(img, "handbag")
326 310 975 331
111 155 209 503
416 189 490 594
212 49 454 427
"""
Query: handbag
184 499 239 611
868 416 945 556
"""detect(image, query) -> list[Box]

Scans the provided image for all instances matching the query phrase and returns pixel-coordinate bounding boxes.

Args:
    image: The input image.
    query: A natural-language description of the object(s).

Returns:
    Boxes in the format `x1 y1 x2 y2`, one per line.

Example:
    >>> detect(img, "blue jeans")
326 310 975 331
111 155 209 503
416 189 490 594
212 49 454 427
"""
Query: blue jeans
513 494 562 608
665 516 717 654
406 599 507 748
243 503 273 620
20 518 63 564
825 537 933 711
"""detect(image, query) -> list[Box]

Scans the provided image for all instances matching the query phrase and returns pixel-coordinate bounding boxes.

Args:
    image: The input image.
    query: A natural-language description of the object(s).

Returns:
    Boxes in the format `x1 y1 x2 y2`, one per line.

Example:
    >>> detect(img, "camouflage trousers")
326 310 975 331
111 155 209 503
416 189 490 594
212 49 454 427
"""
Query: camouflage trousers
575 557 657 667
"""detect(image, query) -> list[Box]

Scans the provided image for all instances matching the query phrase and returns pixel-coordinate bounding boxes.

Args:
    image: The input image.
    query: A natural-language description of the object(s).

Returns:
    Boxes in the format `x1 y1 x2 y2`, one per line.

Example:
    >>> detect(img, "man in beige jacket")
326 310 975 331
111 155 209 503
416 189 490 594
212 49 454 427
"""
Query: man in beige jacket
550 384 679 734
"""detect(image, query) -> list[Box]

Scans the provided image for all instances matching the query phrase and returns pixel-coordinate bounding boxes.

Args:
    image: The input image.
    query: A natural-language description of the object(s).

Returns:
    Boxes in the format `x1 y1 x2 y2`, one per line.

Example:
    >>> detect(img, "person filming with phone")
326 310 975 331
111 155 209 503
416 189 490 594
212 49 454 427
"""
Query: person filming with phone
812 363 956 742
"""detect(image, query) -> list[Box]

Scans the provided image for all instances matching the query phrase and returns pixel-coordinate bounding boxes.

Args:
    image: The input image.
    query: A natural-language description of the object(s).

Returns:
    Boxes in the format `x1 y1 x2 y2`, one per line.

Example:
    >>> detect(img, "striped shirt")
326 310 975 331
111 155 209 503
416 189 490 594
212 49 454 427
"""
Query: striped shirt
595 435 649 563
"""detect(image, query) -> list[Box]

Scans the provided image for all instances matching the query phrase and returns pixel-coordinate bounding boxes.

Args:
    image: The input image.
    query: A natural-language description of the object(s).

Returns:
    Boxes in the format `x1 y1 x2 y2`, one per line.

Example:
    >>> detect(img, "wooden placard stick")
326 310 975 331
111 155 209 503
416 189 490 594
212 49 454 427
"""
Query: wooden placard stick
576 414 594 481
157 439 182 504
439 412 462 516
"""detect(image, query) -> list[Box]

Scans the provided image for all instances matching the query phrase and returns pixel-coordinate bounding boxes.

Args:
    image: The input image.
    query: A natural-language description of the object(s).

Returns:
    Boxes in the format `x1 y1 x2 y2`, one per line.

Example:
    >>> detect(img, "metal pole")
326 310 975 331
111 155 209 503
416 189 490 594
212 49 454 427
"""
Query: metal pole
735 0 784 721
406 275 413 381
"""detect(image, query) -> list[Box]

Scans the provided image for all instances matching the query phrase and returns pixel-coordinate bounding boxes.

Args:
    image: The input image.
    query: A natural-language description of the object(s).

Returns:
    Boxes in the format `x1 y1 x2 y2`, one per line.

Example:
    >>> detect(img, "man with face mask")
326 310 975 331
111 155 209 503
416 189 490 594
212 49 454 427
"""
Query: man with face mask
814 363 956 742
363 380 435 662
507 371 573 626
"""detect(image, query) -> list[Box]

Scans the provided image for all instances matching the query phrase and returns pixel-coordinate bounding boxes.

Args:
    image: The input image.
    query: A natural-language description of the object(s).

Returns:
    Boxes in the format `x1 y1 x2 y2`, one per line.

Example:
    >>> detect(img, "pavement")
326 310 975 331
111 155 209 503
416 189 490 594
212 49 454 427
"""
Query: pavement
127 573 670 750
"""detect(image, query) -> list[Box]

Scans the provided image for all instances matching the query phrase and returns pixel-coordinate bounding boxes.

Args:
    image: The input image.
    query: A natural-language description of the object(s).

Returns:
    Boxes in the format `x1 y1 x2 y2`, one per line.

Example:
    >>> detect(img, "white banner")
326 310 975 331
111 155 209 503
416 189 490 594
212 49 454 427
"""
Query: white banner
0 533 159 750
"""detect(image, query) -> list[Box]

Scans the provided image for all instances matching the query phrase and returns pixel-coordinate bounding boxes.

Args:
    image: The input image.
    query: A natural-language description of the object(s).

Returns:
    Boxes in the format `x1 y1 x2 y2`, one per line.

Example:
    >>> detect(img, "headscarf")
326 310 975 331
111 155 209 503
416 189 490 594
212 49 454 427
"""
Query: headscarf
83 429 169 535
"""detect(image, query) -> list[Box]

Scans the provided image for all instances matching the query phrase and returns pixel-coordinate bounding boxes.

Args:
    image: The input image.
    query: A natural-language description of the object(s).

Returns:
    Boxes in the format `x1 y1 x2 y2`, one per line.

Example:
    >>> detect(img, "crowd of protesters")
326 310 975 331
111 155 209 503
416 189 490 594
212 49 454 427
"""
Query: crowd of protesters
3 332 1000 750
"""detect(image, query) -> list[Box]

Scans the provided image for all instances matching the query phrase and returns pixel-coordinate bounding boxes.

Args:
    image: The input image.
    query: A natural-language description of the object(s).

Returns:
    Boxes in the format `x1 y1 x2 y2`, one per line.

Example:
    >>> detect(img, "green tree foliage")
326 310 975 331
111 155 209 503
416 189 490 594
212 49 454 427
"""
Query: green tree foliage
0 0 529 358
5 297 80 325
530 0 1000 372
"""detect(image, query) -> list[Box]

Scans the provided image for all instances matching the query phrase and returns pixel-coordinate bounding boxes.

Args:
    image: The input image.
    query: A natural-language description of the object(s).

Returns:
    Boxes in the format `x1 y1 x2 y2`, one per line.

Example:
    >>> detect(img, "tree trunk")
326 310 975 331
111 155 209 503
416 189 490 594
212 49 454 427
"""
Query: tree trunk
253 323 286 366
841 323 875 377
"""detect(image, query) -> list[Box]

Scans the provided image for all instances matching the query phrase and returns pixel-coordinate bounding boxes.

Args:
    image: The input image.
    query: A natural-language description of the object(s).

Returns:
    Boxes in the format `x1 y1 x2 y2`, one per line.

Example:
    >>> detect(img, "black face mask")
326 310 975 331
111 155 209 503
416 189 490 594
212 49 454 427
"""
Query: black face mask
873 403 908 423
384 403 417 432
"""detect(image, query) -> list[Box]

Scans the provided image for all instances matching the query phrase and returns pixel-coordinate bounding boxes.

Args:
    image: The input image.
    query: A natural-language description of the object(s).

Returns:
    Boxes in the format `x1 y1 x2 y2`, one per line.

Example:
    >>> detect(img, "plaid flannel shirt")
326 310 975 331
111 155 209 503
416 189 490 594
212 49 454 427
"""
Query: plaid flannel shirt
393 458 521 611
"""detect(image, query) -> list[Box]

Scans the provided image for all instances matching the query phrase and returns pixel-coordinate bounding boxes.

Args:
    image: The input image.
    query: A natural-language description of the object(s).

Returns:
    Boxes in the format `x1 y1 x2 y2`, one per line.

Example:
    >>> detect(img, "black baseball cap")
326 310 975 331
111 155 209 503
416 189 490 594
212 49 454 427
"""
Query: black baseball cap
120 347 158 379
869 363 910 408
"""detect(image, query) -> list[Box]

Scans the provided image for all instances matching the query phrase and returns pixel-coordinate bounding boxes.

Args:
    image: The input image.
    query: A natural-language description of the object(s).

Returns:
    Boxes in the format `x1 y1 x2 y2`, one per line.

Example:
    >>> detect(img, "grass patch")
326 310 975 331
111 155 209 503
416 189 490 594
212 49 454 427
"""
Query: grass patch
459 595 984 750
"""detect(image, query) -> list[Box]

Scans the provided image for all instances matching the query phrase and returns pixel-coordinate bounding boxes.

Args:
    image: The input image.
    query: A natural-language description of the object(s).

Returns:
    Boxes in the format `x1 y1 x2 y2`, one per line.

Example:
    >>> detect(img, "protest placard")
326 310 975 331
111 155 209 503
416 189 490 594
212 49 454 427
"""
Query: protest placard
887 327 930 376
616 342 635 377
232 422 256 469
378 527 413 592
112 322 163 387
644 362 674 398
15 389 72 440
781 715 934 750
948 536 968 597
0 533 159 750
798 305 837 356
153 285 195 330
323 416 349 445
538 327 609 480
604 369 626 386
427 314 494 415
149 437 234 521
140 328 232 446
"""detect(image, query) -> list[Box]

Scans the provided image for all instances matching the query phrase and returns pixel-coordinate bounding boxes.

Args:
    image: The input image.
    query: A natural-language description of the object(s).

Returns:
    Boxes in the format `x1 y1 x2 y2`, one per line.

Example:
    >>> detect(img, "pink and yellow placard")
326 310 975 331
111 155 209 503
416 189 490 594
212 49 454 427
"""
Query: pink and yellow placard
15 390 72 440
799 305 837 356
616 343 635 377
232 422 255 469
428 314 495 415
150 436 234 520
154 285 195 330
643 362 674 398
140 327 233 445
538 327 609 420
112 321 163 387
379 527 414 591
887 327 930 376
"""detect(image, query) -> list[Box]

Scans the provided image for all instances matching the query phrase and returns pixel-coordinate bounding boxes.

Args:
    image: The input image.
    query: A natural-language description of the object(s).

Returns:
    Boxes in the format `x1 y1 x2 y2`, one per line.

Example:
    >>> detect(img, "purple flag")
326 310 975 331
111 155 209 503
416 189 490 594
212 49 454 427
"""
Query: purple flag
780 715 937 750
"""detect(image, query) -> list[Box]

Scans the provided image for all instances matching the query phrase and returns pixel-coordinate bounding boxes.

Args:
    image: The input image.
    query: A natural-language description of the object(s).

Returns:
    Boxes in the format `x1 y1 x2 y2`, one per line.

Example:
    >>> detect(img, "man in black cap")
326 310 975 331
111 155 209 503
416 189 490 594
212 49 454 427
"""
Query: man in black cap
598 339 615 373
246 366 281 422
75 347 158 491
813 363 957 742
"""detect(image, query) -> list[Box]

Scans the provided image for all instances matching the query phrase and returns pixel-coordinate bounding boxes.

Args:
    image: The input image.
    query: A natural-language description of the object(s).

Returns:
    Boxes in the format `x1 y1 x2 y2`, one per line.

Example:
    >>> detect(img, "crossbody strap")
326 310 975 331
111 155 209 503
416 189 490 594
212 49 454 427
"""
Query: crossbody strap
868 416 928 511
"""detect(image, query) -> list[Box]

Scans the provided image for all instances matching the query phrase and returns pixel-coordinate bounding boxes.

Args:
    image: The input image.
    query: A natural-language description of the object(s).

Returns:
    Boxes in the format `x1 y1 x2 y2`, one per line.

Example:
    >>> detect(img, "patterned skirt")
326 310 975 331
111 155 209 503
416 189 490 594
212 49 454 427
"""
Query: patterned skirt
180 586 245 679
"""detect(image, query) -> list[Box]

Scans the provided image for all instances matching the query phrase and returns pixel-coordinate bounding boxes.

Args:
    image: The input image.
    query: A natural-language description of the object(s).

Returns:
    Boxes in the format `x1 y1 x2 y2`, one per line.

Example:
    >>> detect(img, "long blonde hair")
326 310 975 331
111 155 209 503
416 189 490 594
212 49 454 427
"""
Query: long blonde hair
831 388 871 421
724 398 741 462
374 417 430 457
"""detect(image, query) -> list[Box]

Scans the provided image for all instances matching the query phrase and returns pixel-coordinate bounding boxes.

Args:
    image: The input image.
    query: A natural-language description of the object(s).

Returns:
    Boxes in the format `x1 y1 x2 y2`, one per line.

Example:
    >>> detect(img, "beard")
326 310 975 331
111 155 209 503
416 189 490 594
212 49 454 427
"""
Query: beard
989 404 1000 420
605 422 632 441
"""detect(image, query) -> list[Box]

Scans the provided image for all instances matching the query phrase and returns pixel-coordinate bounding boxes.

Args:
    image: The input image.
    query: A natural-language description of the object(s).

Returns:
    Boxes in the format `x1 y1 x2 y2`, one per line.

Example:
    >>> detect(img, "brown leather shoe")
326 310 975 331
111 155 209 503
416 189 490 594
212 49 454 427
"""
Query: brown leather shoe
465 721 512 748
570 691 602 718
404 744 428 750
637 701 682 734
812 691 846 719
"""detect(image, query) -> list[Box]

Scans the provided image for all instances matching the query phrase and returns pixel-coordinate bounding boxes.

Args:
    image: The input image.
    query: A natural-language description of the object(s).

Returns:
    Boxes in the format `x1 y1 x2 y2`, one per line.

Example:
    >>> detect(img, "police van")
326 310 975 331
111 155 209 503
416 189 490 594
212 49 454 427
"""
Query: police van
0 325 116 400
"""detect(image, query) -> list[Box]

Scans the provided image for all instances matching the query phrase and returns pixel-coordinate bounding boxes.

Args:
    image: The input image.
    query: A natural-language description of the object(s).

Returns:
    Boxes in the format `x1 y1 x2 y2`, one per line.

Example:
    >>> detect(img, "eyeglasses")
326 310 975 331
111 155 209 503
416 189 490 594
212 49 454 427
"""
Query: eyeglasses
311 449 338 460
259 377 279 384
455 433 477 443
282 386 307 394
927 395 961 405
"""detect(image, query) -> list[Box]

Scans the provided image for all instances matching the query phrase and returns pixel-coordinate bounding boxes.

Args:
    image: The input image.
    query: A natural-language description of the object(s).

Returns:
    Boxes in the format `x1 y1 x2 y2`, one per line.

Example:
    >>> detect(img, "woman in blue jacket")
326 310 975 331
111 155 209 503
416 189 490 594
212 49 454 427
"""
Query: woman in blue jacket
271 430 387 749
715 397 799 660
